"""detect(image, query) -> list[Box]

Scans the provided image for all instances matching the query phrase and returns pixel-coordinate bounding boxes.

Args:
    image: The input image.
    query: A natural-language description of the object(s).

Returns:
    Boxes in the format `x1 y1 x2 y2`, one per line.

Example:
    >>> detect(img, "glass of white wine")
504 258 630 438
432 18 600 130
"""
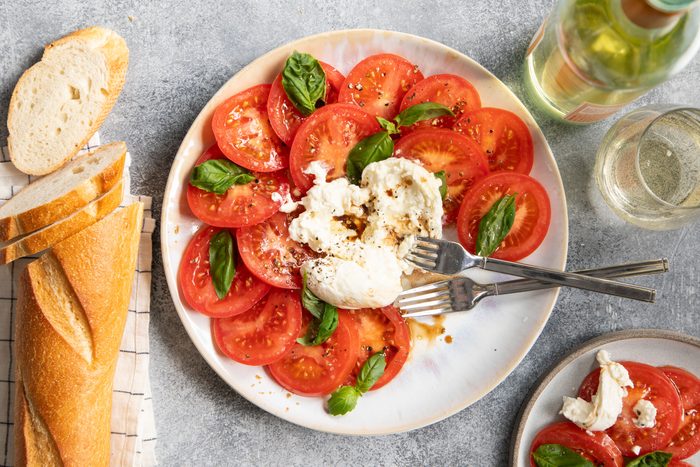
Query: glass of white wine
595 104 700 229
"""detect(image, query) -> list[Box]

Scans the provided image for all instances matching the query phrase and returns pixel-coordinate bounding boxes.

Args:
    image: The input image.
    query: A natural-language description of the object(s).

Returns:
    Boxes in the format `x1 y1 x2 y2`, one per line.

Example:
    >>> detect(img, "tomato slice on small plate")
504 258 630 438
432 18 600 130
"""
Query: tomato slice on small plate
399 74 481 131
394 128 489 224
178 225 271 318
267 62 345 145
236 212 317 289
212 84 288 172
289 103 380 192
529 422 624 467
454 107 534 174
337 53 424 120
456 172 551 261
578 361 684 457
186 145 289 228
267 309 360 396
660 366 700 459
212 288 302 366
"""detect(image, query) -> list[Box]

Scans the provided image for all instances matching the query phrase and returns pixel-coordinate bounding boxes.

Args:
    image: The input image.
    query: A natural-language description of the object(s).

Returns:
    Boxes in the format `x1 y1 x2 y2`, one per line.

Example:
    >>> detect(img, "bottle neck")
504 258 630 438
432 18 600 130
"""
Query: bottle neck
621 0 687 28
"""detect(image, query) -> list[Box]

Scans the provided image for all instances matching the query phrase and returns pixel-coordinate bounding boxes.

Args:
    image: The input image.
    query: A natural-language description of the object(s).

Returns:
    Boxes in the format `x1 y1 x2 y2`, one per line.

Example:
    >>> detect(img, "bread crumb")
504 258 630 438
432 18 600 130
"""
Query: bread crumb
128 15 135 22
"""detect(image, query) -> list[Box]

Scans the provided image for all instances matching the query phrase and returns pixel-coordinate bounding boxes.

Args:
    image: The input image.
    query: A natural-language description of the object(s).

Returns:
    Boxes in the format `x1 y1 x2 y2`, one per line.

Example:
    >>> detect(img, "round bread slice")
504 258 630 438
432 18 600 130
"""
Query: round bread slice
7 27 128 175
0 141 126 242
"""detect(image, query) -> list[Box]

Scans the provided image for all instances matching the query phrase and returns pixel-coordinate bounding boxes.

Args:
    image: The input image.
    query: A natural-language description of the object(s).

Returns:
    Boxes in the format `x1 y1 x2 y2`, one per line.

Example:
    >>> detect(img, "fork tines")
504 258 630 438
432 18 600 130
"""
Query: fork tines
405 236 440 270
396 279 453 317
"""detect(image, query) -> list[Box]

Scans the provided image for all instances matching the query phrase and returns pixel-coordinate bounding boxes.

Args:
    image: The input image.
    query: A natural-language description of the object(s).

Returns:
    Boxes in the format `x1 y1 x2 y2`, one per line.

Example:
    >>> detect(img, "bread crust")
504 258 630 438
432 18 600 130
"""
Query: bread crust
7 26 129 175
0 142 126 242
14 202 143 466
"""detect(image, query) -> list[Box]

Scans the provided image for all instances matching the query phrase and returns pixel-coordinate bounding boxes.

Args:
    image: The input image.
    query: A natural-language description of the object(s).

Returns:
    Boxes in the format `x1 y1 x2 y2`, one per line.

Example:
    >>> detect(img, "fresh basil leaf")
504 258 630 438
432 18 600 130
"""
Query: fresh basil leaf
626 451 672 467
297 303 338 346
281 51 327 116
394 102 455 128
190 159 255 194
209 230 235 300
346 131 394 184
355 352 387 393
377 116 399 135
476 193 516 257
435 170 447 200
301 274 324 319
327 386 361 416
532 444 594 467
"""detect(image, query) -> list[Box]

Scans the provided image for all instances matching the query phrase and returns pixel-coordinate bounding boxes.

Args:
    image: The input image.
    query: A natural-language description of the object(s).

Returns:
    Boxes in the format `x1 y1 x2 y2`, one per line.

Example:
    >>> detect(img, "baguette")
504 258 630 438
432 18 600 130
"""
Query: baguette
7 27 128 175
0 141 126 241
14 202 143 466
0 179 123 265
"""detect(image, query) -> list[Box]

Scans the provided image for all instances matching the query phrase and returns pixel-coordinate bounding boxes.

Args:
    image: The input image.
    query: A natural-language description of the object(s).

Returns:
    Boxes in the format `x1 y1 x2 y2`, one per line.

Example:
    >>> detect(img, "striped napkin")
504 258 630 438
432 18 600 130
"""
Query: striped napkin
0 134 157 467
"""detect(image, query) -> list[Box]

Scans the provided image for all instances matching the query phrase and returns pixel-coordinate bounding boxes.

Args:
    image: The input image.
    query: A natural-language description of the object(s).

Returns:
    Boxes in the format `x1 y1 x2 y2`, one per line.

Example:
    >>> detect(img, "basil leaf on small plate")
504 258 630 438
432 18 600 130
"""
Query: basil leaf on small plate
190 159 255 194
394 102 454 128
327 352 386 416
209 230 236 299
531 444 594 467
476 193 516 257
281 51 327 116
298 275 339 346
626 451 672 467
345 131 394 184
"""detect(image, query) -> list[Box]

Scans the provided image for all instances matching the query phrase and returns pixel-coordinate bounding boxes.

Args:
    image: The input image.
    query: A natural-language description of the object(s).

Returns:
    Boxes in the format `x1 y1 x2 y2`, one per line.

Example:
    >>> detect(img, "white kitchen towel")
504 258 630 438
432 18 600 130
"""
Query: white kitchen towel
0 134 157 467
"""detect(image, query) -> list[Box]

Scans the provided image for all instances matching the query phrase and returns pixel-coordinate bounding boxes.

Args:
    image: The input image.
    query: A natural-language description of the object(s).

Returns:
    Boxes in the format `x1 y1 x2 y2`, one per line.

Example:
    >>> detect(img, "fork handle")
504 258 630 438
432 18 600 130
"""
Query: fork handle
490 259 669 296
480 257 657 303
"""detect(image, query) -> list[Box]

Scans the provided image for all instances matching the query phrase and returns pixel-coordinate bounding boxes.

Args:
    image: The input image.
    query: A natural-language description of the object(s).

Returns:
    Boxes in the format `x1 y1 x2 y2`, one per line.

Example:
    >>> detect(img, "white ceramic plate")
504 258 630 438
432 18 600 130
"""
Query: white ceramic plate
511 329 700 465
161 29 568 435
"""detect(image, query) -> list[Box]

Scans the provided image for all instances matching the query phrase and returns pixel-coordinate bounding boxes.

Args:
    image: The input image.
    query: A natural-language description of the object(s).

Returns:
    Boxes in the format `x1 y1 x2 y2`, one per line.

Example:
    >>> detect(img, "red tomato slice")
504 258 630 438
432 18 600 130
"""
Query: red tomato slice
660 366 700 459
399 74 481 131
344 306 411 390
394 128 489 224
236 212 317 289
578 361 684 457
337 53 424 120
669 460 693 467
186 145 289 228
267 310 360 396
529 422 623 467
454 108 534 174
289 103 380 192
212 84 288 172
456 172 551 261
212 288 302 366
178 225 271 318
267 62 345 145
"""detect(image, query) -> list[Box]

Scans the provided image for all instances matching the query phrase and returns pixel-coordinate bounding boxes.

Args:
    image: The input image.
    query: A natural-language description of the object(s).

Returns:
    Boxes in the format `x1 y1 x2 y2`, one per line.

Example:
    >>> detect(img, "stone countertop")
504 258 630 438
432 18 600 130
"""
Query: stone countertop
2 1 699 465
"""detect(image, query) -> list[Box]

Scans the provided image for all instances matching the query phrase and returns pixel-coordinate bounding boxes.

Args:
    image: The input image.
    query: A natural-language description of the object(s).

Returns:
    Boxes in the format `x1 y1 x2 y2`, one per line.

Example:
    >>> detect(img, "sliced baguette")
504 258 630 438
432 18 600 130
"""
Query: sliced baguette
0 179 123 265
0 141 126 241
14 202 143 466
8 26 129 175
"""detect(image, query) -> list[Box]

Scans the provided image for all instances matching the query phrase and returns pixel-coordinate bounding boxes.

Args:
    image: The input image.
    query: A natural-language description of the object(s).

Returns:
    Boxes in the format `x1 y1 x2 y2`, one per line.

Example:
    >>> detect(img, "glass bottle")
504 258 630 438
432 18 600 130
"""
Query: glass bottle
524 0 700 124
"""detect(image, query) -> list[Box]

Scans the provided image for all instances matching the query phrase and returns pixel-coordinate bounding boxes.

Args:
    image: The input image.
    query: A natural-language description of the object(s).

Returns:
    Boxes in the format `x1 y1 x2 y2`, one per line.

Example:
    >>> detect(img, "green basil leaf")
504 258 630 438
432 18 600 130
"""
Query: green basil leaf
532 444 594 467
209 230 236 300
281 51 326 116
327 386 361 416
626 451 672 467
345 131 394 184
297 303 338 346
355 352 386 393
476 193 516 257
301 273 325 319
190 159 255 194
377 116 399 135
435 170 447 200
394 102 455 128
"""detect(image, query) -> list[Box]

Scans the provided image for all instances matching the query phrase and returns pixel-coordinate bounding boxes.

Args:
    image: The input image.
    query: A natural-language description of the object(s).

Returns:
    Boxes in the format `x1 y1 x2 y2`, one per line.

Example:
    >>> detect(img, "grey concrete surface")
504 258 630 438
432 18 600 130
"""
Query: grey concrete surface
2 1 699 465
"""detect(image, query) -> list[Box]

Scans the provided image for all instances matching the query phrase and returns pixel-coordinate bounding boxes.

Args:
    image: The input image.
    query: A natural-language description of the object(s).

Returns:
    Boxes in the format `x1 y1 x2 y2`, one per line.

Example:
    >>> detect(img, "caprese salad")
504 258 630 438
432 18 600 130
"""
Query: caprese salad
530 351 700 466
179 50 551 414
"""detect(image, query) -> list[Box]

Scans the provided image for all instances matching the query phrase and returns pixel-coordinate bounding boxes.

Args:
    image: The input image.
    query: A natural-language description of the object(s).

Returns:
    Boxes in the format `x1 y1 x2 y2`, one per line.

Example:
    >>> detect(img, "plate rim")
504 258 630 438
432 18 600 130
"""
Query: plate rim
160 28 570 435
509 328 700 466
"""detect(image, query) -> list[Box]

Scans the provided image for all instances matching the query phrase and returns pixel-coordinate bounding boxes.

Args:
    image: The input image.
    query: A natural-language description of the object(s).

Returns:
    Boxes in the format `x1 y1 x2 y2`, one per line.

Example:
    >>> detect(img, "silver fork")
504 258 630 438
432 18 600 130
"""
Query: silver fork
397 258 669 317
407 237 656 303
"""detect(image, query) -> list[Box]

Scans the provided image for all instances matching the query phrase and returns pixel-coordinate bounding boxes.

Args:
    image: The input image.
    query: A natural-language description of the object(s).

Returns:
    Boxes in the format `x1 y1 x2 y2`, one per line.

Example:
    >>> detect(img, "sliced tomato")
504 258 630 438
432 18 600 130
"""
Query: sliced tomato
267 62 345 145
454 108 534 174
578 361 684 457
399 74 481 131
267 310 360 396
337 53 424 120
456 172 550 261
178 225 271 318
529 422 623 467
344 306 411 390
186 145 289 228
212 84 288 172
669 460 693 467
660 366 700 459
289 103 380 192
236 212 317 289
394 128 489 224
212 288 302 366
